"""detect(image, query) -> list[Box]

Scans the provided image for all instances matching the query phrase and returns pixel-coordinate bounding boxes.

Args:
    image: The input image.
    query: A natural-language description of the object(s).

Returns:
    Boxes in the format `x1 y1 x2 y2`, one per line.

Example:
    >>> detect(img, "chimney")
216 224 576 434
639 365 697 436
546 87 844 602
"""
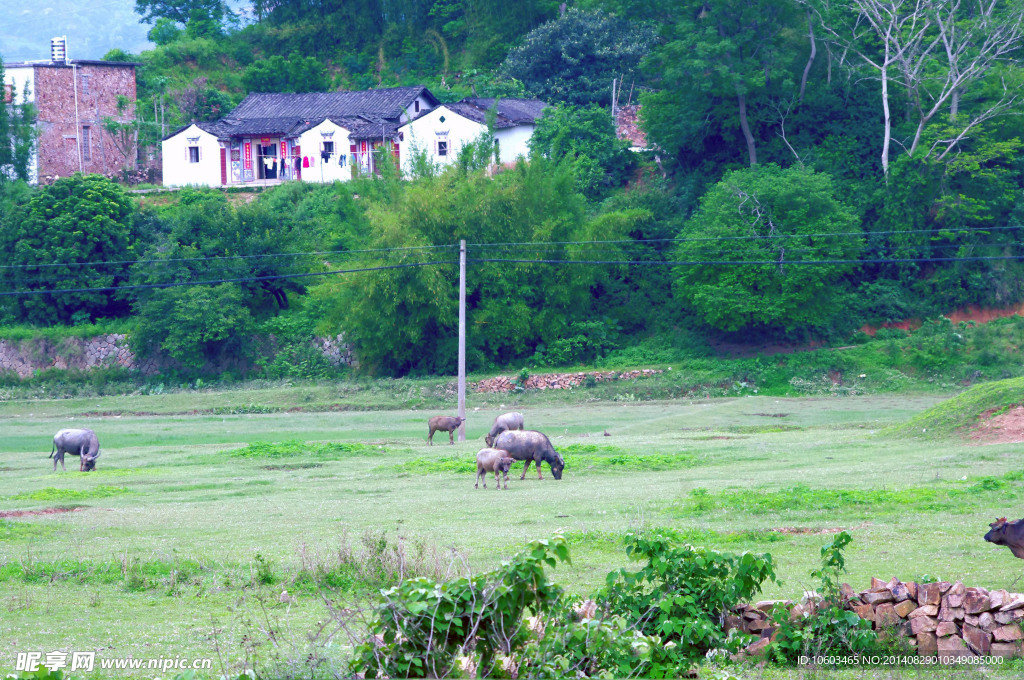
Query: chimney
50 36 68 64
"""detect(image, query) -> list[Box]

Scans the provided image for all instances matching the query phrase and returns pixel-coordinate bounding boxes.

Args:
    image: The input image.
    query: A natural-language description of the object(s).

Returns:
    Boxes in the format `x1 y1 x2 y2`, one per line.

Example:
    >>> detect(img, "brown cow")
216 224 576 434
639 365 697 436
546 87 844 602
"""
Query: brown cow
427 415 465 445
984 517 1024 558
475 448 514 490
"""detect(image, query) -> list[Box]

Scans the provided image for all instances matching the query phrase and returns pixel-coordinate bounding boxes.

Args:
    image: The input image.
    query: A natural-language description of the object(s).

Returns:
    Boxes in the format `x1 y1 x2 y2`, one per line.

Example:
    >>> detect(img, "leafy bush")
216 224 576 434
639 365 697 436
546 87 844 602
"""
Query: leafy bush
769 532 877 662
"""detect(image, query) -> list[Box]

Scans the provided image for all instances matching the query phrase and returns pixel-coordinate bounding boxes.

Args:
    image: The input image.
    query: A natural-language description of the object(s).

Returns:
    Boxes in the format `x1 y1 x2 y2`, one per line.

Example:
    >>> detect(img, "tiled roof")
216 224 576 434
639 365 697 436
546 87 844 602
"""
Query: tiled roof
228 86 437 122
436 98 549 129
349 119 401 141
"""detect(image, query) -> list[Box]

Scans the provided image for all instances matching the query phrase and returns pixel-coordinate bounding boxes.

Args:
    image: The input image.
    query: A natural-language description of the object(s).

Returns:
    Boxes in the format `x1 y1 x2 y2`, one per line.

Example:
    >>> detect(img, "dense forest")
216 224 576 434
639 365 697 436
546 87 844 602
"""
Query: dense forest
2 0 1024 376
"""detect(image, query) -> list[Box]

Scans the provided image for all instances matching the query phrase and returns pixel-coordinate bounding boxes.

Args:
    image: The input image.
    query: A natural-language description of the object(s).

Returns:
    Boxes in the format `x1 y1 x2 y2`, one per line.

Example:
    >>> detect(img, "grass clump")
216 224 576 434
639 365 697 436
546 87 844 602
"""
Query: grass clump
228 440 386 459
676 470 1024 517
887 376 1024 438
0 519 55 541
10 486 132 501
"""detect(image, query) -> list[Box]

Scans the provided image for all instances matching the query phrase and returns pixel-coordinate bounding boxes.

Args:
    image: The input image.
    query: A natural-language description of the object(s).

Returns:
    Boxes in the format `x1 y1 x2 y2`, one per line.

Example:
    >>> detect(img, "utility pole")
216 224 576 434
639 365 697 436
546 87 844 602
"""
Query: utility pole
457 239 466 441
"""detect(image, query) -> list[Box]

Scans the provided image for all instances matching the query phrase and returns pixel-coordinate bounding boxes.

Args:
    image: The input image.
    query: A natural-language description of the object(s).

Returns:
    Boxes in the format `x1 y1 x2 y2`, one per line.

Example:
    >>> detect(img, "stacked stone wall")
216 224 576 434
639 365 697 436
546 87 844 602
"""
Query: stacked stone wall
0 334 355 378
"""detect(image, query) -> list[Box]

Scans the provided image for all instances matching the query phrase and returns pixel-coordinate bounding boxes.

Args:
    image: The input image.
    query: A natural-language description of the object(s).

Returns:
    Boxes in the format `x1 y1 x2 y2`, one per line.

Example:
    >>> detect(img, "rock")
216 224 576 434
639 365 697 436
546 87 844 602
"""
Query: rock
910 605 939 618
905 581 918 600
875 603 901 627
724 615 743 632
936 635 974 659
937 581 953 594
755 599 790 613
989 589 1009 609
870 577 889 590
978 612 997 632
862 590 895 605
909 616 938 635
745 638 770 656
938 603 965 622
853 603 875 622
915 631 938 655
991 641 1024 658
840 583 857 601
964 588 992 614
918 582 943 606
965 614 980 626
994 624 1024 642
963 624 992 655
894 599 917 618
889 581 911 602
935 621 959 637
1001 594 1024 611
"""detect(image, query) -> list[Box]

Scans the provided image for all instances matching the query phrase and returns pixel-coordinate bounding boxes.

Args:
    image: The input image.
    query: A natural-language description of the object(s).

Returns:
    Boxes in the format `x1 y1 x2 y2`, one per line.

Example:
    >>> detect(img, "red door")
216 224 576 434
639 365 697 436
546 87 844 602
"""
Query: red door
220 148 227 185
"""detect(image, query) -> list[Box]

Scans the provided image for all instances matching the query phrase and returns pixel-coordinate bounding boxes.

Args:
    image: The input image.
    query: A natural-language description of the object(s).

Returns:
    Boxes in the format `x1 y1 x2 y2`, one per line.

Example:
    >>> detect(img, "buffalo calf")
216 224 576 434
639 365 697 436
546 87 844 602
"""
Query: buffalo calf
475 448 514 490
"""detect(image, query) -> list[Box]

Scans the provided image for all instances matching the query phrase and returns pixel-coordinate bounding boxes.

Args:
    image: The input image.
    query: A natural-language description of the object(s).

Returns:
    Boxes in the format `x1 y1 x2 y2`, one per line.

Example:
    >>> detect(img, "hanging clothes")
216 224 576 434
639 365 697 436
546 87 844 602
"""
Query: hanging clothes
302 156 310 168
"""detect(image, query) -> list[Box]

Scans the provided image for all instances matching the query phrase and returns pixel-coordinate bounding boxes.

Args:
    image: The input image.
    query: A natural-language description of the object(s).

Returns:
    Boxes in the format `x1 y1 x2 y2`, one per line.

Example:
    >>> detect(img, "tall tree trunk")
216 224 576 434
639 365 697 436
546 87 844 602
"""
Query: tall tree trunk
950 88 960 122
880 58 891 175
799 11 817 102
737 89 758 166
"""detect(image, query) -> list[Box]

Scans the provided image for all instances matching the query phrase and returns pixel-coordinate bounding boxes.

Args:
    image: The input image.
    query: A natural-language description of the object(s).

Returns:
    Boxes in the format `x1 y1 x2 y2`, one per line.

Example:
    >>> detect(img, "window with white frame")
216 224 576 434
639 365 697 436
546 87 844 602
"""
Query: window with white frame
189 146 200 163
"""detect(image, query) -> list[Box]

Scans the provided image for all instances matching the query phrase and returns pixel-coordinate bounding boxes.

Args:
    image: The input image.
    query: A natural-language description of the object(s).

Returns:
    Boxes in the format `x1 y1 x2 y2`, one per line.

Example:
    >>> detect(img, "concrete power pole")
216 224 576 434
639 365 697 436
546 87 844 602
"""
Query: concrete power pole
457 239 467 441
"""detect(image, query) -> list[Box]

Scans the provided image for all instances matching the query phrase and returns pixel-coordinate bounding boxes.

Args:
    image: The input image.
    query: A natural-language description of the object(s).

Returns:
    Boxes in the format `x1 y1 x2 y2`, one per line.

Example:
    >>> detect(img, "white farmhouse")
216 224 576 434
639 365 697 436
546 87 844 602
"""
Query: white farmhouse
398 98 548 174
162 86 438 188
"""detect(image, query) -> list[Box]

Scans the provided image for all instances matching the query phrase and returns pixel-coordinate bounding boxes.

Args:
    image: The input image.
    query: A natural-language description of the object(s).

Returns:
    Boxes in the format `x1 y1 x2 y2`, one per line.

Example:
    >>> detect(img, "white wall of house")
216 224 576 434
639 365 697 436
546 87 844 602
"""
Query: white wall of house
161 124 223 187
3 66 35 104
2 66 38 183
494 124 534 165
398 105 487 175
402 93 434 123
296 119 353 183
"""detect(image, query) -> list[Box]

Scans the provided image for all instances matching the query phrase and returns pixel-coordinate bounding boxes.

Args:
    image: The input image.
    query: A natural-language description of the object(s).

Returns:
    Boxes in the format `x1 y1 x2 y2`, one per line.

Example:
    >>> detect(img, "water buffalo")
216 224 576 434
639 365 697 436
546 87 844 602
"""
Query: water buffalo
484 411 525 447
427 415 465 445
984 517 1024 558
50 428 100 472
475 448 515 490
491 430 564 480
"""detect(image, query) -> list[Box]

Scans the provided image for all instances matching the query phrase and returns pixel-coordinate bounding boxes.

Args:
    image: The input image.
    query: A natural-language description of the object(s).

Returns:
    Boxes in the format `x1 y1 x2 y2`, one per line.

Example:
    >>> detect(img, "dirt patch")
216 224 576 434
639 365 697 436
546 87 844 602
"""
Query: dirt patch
748 413 790 418
970 404 1024 444
0 506 86 518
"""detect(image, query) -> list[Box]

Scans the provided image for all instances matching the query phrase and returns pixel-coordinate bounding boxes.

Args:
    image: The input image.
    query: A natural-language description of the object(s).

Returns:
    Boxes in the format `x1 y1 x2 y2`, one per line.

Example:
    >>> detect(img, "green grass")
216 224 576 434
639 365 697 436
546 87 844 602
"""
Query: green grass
888 376 1024 438
9 486 132 501
2 389 1024 676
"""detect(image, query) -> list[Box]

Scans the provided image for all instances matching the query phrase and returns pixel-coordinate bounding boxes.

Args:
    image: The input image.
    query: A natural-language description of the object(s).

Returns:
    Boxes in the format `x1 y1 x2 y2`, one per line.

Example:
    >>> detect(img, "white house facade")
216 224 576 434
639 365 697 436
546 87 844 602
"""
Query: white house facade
398 98 548 175
161 86 438 188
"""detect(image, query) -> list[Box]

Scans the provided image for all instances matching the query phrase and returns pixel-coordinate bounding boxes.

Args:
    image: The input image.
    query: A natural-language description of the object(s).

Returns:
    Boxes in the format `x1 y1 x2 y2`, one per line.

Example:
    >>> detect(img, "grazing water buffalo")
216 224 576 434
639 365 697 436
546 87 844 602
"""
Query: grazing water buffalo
984 517 1024 558
475 448 515 490
50 428 100 472
427 415 466 445
484 412 525 447
491 430 564 480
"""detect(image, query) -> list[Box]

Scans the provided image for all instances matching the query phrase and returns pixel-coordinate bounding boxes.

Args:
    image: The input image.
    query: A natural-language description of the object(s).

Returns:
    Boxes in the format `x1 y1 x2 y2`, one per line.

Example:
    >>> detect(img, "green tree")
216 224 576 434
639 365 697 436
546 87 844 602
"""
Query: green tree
0 57 37 188
131 283 255 370
528 104 634 196
641 0 801 167
501 8 656 107
0 175 135 325
307 159 625 374
241 53 330 93
673 164 861 333
135 0 228 26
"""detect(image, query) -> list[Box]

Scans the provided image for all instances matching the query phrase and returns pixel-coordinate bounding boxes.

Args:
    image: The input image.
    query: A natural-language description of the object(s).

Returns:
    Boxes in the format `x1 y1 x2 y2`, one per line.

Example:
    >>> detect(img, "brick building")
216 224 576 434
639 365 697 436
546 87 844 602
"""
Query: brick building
3 38 138 184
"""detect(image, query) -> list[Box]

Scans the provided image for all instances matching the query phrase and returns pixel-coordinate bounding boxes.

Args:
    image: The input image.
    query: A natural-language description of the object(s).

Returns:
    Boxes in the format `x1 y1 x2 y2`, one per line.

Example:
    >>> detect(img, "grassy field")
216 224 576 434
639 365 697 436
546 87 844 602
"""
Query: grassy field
1 387 1023 677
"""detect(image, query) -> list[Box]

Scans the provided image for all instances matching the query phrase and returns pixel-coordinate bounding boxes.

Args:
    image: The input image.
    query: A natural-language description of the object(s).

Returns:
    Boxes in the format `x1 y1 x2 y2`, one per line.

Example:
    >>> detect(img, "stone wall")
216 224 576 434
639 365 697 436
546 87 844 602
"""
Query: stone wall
732 577 1024 660
473 369 662 392
0 333 356 378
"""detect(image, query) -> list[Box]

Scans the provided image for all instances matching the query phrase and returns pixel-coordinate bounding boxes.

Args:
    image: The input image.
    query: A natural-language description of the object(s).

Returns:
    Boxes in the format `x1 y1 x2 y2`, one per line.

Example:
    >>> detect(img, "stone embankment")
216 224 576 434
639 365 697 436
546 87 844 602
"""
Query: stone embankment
0 333 356 378
731 577 1024 659
474 369 663 392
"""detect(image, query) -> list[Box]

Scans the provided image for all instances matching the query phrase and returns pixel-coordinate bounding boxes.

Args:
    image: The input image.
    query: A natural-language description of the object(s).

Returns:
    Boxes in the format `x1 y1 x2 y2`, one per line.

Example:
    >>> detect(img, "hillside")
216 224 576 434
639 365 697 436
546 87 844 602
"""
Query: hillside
888 378 1024 440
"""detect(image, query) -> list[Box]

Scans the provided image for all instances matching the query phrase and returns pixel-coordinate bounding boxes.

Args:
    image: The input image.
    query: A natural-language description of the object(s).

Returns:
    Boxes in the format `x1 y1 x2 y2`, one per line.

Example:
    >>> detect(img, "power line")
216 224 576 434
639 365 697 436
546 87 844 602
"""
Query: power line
466 225 1024 248
0 261 455 298
469 254 1024 266
0 243 458 271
